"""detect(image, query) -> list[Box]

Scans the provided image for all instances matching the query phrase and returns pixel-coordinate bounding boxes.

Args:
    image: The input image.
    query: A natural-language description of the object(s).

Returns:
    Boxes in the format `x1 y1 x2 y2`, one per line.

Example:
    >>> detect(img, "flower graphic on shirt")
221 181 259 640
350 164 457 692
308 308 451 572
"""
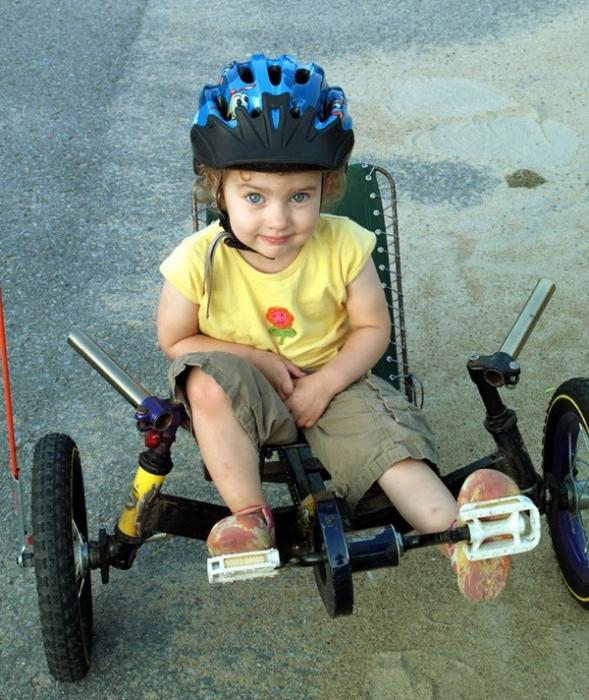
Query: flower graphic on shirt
266 307 297 345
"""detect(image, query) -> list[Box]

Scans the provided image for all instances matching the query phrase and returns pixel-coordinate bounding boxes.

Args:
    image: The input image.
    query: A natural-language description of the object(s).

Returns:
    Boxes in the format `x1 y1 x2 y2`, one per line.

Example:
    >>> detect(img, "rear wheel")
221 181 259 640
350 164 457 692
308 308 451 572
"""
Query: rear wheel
32 433 93 680
543 379 589 608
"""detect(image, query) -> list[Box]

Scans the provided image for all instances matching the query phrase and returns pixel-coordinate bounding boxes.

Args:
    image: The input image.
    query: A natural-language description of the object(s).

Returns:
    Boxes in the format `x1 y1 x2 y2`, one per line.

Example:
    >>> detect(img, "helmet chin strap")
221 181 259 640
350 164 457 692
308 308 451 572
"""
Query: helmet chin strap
217 210 276 260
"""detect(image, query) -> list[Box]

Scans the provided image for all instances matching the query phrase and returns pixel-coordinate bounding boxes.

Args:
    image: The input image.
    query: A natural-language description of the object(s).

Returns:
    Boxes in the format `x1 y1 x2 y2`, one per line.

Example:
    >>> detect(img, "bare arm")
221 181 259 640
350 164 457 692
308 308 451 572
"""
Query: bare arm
317 258 391 393
157 281 305 397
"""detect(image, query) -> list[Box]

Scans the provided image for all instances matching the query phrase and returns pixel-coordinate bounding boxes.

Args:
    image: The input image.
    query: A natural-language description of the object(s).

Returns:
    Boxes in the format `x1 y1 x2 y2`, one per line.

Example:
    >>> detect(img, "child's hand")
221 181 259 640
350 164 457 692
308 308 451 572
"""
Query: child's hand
250 350 306 400
285 373 335 428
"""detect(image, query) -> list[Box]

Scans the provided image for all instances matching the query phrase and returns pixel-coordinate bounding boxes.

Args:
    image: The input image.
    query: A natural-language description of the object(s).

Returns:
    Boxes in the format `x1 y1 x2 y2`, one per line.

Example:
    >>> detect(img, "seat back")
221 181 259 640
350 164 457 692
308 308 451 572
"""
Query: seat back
323 164 410 396
191 163 413 401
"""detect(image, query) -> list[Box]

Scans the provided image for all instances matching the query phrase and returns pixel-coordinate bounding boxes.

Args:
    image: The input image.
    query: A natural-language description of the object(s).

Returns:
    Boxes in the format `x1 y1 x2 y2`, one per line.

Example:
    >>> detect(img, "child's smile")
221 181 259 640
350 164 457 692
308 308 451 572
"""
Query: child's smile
222 170 323 272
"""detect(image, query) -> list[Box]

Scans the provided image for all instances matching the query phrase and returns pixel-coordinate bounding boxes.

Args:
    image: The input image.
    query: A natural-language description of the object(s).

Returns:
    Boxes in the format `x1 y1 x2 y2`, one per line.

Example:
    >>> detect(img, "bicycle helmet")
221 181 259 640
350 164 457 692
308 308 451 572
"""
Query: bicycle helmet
190 54 354 171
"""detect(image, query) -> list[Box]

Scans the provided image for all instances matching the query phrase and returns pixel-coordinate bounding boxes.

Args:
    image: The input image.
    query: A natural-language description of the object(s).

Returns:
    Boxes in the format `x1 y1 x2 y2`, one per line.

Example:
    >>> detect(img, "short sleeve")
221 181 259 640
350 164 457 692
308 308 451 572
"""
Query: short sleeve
340 219 377 284
159 238 205 305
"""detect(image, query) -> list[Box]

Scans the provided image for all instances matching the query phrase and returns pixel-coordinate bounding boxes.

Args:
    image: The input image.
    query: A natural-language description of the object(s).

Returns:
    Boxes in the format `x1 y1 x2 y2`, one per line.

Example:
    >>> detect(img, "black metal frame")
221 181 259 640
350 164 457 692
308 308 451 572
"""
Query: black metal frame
70 289 549 618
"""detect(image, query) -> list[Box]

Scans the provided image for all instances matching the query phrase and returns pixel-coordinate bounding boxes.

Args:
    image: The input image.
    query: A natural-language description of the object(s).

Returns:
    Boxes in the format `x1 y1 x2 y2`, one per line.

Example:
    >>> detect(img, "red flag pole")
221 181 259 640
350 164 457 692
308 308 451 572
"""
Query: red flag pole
0 287 32 566
0 287 19 480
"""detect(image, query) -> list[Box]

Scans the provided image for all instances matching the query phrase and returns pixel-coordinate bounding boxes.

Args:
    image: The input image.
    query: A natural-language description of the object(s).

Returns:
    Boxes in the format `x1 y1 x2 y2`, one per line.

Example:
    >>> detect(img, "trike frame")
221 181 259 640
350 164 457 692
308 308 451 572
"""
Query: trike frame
64 276 552 617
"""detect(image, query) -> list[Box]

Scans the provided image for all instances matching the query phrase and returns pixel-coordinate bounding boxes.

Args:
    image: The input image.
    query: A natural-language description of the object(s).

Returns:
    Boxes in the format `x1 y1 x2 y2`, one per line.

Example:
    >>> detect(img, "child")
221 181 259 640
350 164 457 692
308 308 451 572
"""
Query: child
157 54 515 601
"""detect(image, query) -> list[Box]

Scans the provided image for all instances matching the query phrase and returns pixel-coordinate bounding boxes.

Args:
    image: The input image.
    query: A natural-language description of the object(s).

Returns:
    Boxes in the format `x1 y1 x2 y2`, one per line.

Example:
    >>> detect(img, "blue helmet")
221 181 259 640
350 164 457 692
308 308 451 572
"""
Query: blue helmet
190 54 354 171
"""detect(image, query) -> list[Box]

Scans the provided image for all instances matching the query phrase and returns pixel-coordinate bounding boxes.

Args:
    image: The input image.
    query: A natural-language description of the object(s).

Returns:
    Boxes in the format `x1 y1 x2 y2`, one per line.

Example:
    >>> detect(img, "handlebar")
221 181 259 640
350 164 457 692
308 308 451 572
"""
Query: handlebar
69 278 555 408
68 329 150 408
500 278 555 359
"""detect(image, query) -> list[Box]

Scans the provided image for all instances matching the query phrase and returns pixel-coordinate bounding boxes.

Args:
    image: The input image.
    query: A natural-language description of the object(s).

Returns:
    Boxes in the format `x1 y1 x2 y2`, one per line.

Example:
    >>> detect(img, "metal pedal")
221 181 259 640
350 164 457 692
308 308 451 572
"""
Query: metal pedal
458 495 541 561
207 548 281 583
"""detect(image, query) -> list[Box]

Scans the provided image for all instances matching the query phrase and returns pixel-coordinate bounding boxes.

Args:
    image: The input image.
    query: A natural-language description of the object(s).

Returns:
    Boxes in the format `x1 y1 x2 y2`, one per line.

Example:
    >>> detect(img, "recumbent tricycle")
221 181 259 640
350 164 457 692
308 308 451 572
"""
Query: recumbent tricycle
2 164 588 682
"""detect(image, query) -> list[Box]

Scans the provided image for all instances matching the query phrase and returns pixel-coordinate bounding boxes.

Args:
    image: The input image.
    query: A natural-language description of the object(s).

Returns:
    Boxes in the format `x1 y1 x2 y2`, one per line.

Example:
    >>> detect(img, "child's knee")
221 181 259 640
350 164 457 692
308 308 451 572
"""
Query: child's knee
185 367 229 411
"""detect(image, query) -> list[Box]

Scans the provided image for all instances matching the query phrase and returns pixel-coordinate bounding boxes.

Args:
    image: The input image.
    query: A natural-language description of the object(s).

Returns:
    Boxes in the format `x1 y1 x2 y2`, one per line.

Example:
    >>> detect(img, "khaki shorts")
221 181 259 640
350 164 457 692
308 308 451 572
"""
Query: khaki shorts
168 352 438 511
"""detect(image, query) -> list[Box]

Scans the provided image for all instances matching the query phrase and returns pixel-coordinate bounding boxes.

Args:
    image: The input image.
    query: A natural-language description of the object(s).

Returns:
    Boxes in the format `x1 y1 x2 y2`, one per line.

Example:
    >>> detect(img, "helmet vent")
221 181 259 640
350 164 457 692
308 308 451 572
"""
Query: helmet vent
295 69 310 84
237 66 254 84
268 65 282 86
215 96 230 120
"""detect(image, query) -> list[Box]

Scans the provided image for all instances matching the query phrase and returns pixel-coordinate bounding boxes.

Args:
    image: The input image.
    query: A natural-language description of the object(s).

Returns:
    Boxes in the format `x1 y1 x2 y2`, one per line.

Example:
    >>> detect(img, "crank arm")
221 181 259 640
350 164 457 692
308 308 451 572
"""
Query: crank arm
458 495 540 561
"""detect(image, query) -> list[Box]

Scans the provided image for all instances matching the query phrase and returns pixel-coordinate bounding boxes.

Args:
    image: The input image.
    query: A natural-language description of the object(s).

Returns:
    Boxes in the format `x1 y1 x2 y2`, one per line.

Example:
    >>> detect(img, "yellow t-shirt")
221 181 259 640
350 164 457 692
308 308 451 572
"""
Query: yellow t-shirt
160 214 376 370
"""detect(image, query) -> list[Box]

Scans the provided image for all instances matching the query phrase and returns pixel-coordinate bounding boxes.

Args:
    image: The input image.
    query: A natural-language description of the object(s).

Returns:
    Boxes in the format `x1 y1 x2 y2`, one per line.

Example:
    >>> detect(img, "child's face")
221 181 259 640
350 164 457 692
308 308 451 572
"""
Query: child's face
222 170 323 268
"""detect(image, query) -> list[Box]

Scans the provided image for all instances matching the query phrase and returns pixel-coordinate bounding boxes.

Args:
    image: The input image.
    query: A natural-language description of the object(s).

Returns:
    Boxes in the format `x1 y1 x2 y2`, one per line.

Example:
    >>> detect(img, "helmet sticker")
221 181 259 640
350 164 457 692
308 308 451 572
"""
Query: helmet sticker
228 86 255 119
330 98 345 121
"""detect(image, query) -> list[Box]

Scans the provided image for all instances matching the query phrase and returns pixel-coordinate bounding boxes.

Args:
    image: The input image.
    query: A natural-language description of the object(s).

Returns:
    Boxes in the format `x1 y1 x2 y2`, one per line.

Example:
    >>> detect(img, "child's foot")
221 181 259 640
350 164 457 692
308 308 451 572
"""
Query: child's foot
207 505 275 556
452 469 520 602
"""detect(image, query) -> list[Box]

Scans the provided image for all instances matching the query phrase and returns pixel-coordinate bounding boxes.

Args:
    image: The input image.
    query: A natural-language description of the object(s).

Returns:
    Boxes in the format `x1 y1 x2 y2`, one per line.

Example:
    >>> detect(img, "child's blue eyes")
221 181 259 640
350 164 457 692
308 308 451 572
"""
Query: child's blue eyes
244 192 309 205
246 193 263 204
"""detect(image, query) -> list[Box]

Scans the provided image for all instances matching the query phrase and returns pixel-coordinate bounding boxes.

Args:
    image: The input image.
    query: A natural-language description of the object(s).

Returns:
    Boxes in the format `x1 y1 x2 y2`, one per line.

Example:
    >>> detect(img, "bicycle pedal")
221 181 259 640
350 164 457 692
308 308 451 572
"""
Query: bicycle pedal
458 495 541 561
207 548 281 583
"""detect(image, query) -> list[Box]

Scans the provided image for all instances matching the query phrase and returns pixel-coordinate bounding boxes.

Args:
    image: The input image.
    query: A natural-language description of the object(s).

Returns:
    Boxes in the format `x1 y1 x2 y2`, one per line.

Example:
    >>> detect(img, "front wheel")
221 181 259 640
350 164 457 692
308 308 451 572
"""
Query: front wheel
32 433 93 680
543 378 589 608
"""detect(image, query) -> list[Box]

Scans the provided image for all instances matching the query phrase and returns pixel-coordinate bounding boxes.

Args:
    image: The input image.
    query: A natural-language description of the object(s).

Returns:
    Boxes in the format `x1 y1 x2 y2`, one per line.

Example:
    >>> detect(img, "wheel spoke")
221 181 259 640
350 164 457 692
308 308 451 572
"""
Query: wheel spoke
77 575 87 600
569 424 589 554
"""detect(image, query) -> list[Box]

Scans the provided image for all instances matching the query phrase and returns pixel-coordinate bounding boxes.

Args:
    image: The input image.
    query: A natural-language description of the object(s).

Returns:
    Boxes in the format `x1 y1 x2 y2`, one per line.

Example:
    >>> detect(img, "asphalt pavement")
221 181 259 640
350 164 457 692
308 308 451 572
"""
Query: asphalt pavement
1 1 588 699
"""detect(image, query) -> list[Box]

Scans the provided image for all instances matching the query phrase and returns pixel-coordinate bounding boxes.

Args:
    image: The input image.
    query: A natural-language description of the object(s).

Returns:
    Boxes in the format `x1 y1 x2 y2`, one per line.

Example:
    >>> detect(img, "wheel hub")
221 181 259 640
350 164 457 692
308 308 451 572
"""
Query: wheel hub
72 520 90 586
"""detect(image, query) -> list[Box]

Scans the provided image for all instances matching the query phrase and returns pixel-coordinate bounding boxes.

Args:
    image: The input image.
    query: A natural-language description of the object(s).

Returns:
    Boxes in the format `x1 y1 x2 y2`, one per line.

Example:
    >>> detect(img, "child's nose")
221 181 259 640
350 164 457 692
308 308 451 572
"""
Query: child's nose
266 202 289 230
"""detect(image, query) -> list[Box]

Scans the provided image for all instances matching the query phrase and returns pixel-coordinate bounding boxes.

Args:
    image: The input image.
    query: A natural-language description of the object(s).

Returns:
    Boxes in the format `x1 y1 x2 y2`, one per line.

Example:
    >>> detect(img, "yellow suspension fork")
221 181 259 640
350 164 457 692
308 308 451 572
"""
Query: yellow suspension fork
117 449 172 540
116 396 186 540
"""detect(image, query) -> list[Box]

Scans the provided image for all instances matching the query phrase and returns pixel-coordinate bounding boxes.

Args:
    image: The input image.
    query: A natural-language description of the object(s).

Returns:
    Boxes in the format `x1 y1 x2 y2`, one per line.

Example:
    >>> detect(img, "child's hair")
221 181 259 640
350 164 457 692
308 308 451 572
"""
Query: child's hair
194 164 348 212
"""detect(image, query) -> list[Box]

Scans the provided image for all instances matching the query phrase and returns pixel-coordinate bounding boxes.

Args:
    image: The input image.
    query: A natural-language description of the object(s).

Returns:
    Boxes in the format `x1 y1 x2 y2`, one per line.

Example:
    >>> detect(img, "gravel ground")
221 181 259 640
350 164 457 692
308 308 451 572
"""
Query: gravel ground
1 1 588 698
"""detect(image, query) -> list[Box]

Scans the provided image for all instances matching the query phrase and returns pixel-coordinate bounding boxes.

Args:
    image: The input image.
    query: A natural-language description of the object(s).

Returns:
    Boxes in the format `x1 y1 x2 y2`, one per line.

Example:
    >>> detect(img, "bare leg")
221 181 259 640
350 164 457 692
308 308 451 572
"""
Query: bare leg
185 367 265 512
379 460 516 601
378 458 456 554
